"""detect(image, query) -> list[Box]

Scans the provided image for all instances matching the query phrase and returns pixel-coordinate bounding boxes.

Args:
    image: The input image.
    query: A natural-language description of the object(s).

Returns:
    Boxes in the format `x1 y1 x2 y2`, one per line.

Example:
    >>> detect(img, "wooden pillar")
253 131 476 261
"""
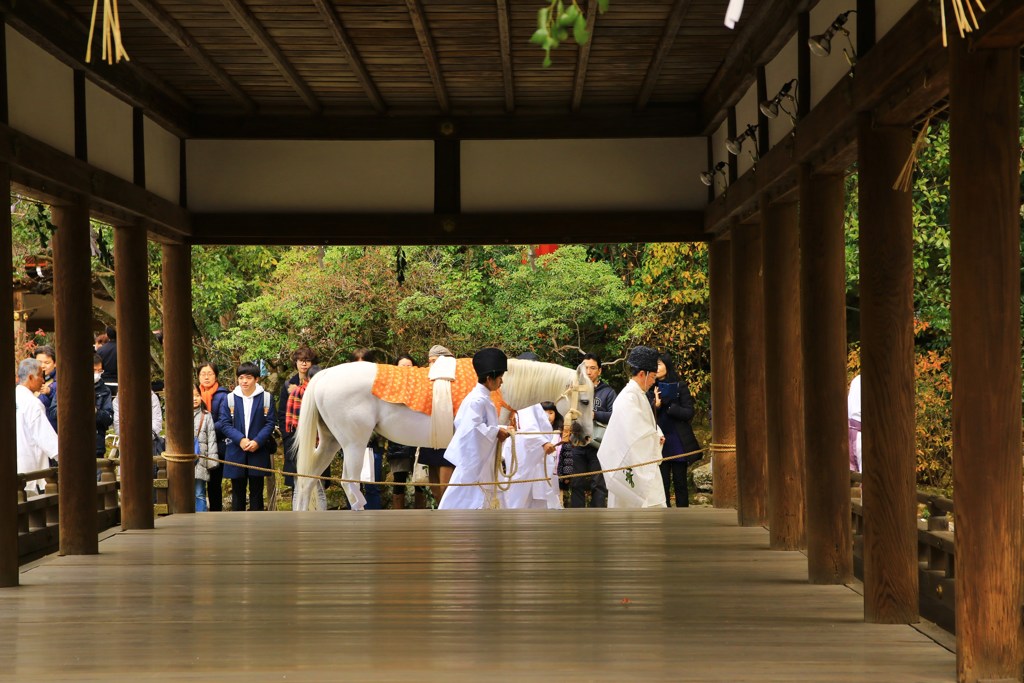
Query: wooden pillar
709 239 737 509
761 198 805 550
0 161 17 585
162 243 194 514
115 225 154 530
52 196 97 555
731 222 768 526
857 115 918 623
798 165 851 584
949 41 1022 682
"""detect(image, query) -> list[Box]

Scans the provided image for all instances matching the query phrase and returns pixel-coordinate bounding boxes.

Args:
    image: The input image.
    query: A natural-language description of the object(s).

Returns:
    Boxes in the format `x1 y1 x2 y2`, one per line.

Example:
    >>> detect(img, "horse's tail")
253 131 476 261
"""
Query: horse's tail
293 374 324 511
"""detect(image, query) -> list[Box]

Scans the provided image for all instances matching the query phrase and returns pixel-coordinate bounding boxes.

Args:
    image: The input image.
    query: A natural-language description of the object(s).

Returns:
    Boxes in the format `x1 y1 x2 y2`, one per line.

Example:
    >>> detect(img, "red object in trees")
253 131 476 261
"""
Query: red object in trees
535 244 558 256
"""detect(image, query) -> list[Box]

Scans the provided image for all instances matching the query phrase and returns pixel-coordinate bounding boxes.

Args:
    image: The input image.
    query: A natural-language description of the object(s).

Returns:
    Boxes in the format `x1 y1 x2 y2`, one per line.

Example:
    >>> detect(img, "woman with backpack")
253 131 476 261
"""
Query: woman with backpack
193 383 218 511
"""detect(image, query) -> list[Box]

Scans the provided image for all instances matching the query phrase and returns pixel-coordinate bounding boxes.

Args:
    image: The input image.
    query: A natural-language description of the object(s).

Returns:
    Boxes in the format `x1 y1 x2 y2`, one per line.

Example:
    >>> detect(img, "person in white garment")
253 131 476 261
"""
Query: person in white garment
597 346 667 508
438 348 511 510
15 357 59 495
501 352 561 509
847 374 862 473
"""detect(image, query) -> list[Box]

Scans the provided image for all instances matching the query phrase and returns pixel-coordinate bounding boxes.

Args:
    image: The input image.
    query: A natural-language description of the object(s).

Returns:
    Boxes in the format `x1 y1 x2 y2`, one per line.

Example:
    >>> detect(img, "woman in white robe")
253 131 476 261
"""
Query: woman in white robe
438 349 510 510
501 402 560 509
597 346 666 508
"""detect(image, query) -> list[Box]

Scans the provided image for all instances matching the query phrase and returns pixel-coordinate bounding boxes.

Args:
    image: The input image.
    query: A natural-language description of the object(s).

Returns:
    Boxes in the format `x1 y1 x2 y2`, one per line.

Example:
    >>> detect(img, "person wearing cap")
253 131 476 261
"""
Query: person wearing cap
420 344 456 505
438 348 512 510
501 352 561 509
596 346 667 508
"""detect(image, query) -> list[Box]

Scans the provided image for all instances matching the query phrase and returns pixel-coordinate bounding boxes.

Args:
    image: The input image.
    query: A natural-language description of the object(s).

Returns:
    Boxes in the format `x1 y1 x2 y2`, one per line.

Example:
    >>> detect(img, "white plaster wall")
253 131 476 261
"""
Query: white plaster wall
735 84 759 177
876 0 917 38
145 117 180 204
86 81 132 182
461 138 707 212
765 33 798 147
7 26 74 156
809 0 858 107
711 122 729 198
187 140 434 212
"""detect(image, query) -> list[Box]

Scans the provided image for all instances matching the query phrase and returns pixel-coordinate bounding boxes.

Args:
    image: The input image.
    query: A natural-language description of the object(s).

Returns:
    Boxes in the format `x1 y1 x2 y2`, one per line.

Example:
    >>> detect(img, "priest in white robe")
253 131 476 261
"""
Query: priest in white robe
502 352 560 510
438 348 511 510
15 357 59 495
597 346 666 508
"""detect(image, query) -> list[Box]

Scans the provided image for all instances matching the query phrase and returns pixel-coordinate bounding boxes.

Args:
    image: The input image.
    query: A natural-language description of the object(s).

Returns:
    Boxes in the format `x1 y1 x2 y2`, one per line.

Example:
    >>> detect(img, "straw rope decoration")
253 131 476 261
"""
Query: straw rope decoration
86 0 130 64
940 0 986 48
892 103 948 193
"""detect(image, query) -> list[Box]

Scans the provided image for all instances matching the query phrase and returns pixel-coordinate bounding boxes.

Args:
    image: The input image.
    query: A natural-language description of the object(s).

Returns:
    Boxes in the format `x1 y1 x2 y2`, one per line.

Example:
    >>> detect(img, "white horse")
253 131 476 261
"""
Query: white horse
292 359 595 511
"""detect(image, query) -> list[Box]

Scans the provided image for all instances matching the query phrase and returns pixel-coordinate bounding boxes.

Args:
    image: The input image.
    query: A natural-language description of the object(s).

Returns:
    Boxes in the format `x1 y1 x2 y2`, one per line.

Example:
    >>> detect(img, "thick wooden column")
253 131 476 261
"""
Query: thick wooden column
731 223 768 526
857 115 918 624
52 197 97 555
162 243 194 514
761 198 805 550
798 165 851 584
0 161 17 585
115 225 154 530
709 239 737 509
949 41 1022 682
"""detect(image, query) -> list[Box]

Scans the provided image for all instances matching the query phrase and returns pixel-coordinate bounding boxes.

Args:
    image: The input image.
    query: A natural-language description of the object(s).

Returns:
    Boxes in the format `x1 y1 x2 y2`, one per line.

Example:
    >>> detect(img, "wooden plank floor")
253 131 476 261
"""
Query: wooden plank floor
3 508 954 681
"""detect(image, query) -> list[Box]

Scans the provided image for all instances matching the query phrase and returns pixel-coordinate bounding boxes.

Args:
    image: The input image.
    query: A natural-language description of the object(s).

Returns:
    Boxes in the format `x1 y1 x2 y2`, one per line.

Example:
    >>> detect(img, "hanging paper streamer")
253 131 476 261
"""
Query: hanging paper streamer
86 0 130 65
724 0 745 29
940 0 987 47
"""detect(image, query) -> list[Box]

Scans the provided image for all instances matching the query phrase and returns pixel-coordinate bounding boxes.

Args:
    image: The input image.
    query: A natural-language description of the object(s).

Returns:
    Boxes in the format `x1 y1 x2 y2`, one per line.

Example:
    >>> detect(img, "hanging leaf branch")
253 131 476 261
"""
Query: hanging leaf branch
86 0 130 64
939 0 987 47
532 0 608 67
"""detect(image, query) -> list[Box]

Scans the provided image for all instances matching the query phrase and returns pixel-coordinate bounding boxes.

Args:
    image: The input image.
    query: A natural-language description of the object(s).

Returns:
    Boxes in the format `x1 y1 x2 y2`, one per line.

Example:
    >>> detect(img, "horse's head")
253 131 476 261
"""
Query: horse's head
558 362 595 448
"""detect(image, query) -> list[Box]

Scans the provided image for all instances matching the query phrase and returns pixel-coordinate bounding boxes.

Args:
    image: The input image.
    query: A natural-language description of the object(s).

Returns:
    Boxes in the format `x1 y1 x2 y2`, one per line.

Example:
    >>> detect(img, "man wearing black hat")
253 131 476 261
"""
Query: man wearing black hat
437 348 512 509
595 346 667 508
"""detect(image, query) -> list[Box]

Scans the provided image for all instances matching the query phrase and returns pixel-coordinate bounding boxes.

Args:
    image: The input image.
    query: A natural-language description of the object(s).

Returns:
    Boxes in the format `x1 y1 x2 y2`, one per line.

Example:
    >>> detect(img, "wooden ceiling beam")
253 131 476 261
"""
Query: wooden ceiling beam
0 0 191 136
496 0 515 113
700 0 820 135
405 0 451 114
635 0 693 111
220 0 322 114
189 105 700 140
311 0 386 114
190 211 709 245
127 0 256 114
571 0 600 113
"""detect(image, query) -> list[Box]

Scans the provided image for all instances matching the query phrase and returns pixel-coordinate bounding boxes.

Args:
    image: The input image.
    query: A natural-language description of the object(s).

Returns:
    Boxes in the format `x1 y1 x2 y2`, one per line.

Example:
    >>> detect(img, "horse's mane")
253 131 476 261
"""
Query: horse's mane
501 359 577 409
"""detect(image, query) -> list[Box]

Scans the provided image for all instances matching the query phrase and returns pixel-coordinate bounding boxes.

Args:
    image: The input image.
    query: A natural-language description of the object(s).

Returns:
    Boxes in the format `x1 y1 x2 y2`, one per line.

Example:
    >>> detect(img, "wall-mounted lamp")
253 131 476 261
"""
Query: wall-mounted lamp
759 79 798 123
699 161 727 187
809 10 857 66
726 124 759 156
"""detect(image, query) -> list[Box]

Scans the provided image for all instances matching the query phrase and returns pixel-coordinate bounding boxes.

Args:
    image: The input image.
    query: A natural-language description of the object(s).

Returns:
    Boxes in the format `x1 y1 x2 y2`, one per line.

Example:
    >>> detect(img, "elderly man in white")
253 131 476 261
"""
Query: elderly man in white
16 357 59 495
597 346 667 508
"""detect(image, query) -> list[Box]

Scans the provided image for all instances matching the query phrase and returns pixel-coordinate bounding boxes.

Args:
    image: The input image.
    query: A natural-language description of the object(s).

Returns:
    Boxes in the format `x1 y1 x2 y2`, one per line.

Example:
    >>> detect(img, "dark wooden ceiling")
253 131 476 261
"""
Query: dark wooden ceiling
1 0 817 139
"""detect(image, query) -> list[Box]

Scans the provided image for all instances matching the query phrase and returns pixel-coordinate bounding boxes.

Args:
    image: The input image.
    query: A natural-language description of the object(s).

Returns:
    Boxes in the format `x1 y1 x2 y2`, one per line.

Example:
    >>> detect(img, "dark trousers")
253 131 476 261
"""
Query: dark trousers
230 475 265 511
661 453 703 507
569 447 607 508
363 448 384 510
208 465 223 511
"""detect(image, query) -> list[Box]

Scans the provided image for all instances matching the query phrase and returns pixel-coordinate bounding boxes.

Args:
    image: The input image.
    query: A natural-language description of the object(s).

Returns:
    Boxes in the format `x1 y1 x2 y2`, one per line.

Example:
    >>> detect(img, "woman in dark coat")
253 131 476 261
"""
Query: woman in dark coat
650 353 702 507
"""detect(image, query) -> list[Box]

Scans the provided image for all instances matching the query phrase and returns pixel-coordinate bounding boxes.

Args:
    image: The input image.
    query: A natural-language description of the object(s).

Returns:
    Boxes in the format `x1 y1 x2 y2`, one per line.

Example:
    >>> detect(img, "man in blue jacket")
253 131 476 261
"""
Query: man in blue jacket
569 353 616 508
216 361 276 511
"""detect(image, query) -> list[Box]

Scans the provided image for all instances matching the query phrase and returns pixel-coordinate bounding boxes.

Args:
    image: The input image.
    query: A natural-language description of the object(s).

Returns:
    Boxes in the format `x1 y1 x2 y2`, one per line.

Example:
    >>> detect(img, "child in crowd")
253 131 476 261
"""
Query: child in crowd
216 361 276 511
193 384 218 512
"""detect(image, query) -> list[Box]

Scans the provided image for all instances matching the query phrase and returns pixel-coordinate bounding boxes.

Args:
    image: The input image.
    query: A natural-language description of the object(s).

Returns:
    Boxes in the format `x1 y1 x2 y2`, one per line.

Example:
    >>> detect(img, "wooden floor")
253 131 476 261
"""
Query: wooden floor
4 508 954 681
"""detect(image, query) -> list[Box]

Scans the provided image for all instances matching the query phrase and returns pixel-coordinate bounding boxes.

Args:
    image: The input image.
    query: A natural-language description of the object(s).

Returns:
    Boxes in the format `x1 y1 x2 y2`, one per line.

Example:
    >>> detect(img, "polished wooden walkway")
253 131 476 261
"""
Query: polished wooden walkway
5 508 954 681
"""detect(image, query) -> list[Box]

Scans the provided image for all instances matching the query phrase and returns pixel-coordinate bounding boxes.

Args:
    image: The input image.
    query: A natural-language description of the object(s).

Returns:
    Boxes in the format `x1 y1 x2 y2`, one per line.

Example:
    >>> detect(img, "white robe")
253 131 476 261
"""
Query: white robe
438 383 503 510
501 403 560 509
597 379 666 508
16 383 59 494
848 374 862 472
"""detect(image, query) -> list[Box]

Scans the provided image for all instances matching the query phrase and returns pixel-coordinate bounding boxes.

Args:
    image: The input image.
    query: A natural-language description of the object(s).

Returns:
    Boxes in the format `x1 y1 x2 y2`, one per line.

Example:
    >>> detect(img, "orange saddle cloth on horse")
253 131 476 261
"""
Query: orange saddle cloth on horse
371 358 479 416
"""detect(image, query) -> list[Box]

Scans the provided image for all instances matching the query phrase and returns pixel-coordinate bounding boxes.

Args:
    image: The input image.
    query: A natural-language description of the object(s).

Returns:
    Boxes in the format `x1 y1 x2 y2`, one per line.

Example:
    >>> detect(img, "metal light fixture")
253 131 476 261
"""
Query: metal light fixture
759 79 798 123
726 124 758 156
809 10 857 66
699 161 727 187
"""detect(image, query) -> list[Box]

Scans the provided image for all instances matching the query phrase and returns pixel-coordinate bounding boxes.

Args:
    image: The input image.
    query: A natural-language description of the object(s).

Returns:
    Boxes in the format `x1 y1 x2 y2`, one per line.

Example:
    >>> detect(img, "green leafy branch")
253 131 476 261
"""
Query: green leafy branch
532 0 608 67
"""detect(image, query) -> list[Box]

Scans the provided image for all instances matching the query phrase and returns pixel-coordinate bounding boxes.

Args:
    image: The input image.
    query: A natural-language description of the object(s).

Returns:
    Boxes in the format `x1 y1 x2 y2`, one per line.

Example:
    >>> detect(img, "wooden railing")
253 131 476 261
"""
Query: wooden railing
849 472 956 633
17 459 121 564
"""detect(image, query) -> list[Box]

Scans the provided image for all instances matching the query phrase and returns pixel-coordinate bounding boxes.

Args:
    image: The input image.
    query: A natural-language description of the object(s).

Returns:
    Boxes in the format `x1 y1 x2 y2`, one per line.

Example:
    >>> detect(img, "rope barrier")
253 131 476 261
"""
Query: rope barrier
193 444 710 489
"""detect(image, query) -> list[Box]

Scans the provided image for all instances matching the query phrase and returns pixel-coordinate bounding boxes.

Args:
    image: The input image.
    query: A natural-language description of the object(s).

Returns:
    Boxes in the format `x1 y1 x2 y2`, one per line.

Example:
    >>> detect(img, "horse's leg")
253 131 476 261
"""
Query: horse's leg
339 438 369 511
